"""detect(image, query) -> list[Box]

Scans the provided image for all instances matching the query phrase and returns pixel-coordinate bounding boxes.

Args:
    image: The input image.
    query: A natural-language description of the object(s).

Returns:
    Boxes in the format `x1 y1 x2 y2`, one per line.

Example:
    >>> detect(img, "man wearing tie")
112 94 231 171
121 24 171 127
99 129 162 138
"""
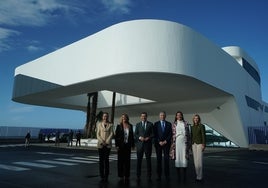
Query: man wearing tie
135 112 154 181
153 111 172 181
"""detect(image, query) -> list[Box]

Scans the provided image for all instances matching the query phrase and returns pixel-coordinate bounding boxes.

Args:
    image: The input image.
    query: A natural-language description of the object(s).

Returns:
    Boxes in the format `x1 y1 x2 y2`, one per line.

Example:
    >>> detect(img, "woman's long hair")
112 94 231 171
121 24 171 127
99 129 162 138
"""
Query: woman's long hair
119 113 129 125
174 111 185 123
192 114 201 125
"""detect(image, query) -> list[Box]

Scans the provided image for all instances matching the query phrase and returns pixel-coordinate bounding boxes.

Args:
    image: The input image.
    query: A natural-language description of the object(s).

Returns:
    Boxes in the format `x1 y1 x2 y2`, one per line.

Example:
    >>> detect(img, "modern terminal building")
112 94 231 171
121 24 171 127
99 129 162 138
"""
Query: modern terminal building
12 19 268 147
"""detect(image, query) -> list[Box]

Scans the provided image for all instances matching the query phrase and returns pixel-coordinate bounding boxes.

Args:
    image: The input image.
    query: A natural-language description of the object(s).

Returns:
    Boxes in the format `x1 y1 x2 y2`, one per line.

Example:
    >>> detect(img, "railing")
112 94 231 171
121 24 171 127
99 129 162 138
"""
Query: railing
248 127 268 144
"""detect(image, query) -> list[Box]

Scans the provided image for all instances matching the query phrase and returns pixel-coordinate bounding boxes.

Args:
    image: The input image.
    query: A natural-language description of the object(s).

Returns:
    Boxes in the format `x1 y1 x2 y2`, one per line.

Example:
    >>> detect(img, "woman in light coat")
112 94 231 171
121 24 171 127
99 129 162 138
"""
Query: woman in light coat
96 112 114 182
170 111 191 182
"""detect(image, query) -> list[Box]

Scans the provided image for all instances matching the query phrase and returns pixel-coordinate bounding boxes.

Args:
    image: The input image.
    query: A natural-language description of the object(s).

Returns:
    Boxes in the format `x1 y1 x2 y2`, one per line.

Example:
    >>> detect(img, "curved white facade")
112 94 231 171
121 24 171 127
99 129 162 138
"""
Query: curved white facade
12 19 268 147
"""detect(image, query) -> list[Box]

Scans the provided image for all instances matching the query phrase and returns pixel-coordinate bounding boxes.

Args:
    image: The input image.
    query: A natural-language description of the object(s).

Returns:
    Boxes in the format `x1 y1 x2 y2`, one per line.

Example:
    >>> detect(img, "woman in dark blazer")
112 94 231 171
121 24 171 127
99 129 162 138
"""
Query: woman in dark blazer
115 113 135 182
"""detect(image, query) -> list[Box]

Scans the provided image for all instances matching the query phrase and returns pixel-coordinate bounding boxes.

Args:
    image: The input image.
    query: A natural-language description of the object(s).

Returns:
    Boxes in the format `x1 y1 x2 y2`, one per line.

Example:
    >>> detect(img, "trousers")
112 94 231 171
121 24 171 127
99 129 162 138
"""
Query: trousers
192 143 203 180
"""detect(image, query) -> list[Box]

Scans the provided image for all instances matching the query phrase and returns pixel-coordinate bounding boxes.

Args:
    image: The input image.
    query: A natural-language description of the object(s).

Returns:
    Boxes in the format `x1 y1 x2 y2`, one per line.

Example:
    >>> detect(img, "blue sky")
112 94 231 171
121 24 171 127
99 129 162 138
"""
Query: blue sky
0 0 267 129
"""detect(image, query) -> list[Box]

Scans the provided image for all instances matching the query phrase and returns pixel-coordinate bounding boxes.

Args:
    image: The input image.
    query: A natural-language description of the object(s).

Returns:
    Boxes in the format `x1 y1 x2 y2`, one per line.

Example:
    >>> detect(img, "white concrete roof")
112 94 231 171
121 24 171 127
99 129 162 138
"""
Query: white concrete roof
13 19 268 147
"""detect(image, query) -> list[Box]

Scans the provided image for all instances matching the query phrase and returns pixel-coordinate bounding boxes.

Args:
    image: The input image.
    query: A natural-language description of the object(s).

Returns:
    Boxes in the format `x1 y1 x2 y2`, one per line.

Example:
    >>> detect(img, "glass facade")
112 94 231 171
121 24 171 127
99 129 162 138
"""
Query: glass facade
245 95 268 113
245 95 263 111
248 127 268 144
204 124 238 147
242 58 261 85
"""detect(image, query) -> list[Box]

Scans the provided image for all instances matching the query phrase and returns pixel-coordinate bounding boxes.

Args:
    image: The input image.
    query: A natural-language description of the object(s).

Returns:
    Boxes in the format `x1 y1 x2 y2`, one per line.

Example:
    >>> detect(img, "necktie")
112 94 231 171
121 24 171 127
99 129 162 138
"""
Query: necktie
161 121 165 132
143 121 146 130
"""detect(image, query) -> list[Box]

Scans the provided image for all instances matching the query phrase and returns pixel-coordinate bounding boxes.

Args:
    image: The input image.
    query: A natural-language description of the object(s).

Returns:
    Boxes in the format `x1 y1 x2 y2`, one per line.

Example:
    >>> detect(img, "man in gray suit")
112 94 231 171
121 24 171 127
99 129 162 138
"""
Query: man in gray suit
135 112 154 181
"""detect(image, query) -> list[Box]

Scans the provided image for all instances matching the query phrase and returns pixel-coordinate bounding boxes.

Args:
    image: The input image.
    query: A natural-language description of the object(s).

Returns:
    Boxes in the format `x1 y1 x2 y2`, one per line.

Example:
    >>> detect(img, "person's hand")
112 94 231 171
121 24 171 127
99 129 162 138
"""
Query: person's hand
159 141 166 146
202 144 205 151
189 149 193 156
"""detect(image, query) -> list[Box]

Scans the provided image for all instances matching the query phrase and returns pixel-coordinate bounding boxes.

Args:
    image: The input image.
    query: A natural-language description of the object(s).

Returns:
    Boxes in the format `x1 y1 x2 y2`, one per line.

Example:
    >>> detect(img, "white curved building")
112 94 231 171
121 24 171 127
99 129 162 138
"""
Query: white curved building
12 19 268 147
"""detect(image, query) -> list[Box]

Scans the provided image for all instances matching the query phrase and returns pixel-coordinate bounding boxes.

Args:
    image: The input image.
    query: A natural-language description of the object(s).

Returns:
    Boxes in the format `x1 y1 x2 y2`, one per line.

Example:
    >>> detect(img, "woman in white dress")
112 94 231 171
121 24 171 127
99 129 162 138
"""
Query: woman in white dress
170 111 191 182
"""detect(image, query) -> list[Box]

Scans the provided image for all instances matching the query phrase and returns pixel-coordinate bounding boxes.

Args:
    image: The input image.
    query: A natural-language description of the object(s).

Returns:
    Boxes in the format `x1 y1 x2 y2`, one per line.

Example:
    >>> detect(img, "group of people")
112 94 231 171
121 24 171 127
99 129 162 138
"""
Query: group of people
67 130 82 147
96 111 206 183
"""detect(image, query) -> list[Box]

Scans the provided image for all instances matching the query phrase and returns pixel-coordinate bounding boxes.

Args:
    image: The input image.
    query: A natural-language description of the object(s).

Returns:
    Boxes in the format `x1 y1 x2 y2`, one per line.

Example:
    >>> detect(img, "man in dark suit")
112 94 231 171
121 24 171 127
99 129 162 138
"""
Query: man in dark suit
153 111 172 181
135 112 154 181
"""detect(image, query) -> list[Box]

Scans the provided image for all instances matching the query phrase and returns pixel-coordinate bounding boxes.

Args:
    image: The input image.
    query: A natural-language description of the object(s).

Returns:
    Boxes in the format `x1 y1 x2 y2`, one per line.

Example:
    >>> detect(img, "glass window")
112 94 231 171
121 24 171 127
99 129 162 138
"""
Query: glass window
242 58 261 85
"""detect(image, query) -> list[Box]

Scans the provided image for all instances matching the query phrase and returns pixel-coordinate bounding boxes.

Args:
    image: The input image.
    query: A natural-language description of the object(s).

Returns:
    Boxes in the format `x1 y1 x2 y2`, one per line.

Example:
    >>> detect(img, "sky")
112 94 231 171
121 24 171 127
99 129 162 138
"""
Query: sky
0 0 268 129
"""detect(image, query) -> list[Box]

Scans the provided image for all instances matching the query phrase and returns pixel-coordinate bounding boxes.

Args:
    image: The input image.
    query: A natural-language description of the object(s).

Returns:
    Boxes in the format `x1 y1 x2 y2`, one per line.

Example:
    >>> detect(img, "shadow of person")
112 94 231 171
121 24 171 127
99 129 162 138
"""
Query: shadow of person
98 180 108 188
117 178 130 188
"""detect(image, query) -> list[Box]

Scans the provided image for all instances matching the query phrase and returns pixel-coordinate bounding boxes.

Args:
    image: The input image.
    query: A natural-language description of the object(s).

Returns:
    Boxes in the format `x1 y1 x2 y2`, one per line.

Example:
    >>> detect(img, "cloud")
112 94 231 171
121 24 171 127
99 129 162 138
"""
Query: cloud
101 0 132 14
25 40 43 52
27 45 42 52
0 28 19 39
0 0 80 52
0 0 134 52
0 27 20 52
0 0 74 26
0 0 132 27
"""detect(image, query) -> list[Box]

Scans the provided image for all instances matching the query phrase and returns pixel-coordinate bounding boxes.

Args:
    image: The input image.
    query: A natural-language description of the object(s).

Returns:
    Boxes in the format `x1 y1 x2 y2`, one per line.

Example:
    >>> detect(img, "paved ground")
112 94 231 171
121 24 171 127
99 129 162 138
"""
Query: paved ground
0 142 268 188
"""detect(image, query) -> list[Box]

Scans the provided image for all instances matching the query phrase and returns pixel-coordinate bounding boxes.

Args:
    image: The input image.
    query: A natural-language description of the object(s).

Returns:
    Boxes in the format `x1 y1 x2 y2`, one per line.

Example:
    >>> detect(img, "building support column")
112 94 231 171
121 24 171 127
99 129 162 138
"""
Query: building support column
84 92 98 138
111 92 116 124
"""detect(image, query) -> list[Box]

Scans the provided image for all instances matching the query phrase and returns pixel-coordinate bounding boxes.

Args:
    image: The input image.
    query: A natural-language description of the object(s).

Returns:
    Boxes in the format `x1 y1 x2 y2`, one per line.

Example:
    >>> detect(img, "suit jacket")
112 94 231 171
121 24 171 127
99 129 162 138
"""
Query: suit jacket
153 120 172 147
134 121 154 150
115 124 135 149
96 122 114 148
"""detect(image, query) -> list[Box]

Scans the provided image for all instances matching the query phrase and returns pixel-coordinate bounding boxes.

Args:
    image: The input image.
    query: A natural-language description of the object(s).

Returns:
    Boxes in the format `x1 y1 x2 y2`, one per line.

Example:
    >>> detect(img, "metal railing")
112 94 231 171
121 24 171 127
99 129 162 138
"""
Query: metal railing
248 127 268 144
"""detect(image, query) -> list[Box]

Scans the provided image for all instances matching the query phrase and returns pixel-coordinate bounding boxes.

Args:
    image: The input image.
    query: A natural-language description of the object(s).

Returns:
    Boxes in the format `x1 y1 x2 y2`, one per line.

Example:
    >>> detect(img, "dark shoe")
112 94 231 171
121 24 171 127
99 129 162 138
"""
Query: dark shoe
124 177 129 184
182 168 187 183
118 177 124 182
195 178 204 183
